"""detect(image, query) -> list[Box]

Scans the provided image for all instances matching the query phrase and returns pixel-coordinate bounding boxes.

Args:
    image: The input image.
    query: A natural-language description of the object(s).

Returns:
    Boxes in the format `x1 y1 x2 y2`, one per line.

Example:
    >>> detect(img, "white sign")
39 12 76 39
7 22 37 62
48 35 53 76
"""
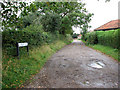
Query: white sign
18 43 28 47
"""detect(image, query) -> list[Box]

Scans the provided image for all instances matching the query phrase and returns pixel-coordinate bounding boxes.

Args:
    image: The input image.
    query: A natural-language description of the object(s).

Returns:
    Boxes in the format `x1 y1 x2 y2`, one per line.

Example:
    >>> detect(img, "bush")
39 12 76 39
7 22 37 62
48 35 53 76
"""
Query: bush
83 29 120 49
2 27 59 56
84 31 98 44
96 29 120 49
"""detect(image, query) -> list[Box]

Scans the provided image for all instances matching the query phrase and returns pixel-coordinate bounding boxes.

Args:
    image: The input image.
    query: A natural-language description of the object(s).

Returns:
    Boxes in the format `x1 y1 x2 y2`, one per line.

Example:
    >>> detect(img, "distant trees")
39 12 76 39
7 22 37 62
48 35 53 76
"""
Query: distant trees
72 33 79 39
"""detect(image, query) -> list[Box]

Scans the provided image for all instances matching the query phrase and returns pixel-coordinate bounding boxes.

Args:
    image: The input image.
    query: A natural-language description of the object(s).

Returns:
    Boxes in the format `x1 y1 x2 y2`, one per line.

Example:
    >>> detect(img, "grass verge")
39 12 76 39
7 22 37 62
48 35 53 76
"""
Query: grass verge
2 40 71 88
86 44 119 61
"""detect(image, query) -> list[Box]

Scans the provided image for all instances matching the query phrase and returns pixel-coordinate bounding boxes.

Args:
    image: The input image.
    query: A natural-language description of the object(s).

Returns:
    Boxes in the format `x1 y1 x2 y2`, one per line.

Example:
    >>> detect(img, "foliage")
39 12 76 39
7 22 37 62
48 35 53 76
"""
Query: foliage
65 34 73 41
33 2 93 25
81 24 91 39
21 12 41 29
0 1 28 30
83 29 120 49
72 33 79 38
40 12 61 32
60 16 72 35
30 2 93 33
84 31 98 44
1 1 93 35
2 39 72 88
2 26 58 56
96 29 120 49
88 44 119 61
0 1 39 30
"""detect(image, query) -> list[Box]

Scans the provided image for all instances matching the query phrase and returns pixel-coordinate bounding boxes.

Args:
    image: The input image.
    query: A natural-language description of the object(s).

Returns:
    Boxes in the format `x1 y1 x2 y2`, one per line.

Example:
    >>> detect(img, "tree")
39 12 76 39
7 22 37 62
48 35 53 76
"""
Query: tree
0 1 28 30
1 0 110 31
33 2 93 34
60 16 72 35
21 11 41 28
40 12 61 32
1 1 93 35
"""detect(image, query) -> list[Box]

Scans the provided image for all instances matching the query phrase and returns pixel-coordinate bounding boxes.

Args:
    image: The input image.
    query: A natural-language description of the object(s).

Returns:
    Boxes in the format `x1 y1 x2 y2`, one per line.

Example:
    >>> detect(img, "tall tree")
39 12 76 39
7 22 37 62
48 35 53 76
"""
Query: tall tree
33 2 93 34
1 1 93 34
0 1 28 30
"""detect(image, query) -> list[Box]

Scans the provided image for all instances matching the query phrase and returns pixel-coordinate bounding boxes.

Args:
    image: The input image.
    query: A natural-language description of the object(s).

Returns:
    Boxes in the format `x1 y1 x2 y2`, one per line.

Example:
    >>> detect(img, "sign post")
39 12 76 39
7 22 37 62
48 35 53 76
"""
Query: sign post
16 42 29 59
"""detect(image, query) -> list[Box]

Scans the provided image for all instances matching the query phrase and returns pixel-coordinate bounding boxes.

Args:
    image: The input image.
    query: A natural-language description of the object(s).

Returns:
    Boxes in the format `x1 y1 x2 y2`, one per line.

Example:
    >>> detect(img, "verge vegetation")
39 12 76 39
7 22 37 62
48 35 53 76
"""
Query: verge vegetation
2 39 72 88
82 29 120 61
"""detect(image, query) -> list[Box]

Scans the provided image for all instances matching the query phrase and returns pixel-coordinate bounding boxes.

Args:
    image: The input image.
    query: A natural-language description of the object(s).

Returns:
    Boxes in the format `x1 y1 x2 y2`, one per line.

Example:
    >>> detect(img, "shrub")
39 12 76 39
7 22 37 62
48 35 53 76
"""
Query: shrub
66 34 73 41
84 31 98 44
84 29 120 49
2 27 58 56
88 31 98 44
96 29 120 49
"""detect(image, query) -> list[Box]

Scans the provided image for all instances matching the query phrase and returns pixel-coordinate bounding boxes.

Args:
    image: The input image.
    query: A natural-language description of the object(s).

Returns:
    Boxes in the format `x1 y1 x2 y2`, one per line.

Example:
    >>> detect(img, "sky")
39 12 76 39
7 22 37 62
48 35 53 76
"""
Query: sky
73 0 119 34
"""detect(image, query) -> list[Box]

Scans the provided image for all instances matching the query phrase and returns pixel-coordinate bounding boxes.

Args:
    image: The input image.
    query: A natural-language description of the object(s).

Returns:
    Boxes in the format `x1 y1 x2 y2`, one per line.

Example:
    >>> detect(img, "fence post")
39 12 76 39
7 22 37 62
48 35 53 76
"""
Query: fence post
27 45 29 55
16 43 19 59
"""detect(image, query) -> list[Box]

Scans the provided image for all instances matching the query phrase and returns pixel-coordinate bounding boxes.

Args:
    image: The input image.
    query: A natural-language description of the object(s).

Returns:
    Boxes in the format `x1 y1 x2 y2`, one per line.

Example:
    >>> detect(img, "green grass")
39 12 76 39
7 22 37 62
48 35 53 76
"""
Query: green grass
87 44 119 61
81 40 119 61
2 40 71 88
81 40 86 43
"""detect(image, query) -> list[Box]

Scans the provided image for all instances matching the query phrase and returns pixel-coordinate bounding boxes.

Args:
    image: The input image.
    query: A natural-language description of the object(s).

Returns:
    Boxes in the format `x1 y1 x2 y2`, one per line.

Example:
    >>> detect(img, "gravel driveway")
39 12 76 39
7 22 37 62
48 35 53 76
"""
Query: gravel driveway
24 40 118 88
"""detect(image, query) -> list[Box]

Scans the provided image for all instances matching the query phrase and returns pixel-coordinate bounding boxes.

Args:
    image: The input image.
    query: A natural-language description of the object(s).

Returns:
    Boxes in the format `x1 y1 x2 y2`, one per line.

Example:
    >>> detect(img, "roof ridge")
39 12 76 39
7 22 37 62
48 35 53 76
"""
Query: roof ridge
94 19 120 31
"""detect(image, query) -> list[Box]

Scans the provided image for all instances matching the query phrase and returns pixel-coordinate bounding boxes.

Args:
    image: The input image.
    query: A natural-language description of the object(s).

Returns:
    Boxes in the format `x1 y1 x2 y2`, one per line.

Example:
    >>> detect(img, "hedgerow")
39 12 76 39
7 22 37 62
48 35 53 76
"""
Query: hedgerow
2 25 69 56
96 29 120 49
83 29 120 49
84 31 98 44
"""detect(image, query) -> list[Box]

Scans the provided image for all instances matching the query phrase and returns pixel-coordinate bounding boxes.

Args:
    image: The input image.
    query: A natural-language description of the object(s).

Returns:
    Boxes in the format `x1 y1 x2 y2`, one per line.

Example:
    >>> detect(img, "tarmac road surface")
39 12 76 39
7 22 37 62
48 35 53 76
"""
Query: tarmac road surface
24 40 118 88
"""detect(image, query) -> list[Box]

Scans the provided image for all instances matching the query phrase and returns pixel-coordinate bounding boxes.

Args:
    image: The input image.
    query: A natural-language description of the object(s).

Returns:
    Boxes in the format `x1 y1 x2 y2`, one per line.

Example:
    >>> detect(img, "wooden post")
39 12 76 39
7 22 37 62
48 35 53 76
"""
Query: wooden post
27 45 29 55
16 43 19 59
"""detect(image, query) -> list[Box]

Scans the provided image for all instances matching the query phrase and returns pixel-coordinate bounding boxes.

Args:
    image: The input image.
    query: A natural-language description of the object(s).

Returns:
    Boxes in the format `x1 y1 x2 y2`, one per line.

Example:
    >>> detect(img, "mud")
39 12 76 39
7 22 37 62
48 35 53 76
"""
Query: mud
24 40 118 88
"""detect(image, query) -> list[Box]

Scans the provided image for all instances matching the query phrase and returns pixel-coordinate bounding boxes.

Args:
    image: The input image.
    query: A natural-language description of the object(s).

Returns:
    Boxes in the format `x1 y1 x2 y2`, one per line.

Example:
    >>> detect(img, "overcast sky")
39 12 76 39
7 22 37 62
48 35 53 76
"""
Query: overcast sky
73 0 119 34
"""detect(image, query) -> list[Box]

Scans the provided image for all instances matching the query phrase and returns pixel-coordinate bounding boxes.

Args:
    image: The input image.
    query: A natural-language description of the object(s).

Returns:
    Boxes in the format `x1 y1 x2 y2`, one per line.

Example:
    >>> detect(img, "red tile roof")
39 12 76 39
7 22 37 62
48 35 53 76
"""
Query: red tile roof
94 19 120 31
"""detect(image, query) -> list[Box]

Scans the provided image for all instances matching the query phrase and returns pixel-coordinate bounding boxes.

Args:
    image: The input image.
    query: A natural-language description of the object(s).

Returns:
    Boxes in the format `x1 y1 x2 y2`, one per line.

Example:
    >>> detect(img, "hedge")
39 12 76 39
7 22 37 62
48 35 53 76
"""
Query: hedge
84 31 98 44
83 29 120 49
2 29 60 56
96 29 120 49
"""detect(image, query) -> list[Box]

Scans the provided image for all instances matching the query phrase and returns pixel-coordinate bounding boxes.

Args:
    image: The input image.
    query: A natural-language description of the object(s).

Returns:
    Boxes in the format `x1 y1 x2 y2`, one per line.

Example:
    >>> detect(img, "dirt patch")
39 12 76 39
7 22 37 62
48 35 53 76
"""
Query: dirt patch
24 40 118 88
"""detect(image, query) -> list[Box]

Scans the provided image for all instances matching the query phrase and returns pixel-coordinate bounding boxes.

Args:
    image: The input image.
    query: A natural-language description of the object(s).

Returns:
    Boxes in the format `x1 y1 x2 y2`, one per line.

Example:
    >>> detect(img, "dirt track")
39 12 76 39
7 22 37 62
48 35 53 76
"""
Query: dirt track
24 40 118 88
